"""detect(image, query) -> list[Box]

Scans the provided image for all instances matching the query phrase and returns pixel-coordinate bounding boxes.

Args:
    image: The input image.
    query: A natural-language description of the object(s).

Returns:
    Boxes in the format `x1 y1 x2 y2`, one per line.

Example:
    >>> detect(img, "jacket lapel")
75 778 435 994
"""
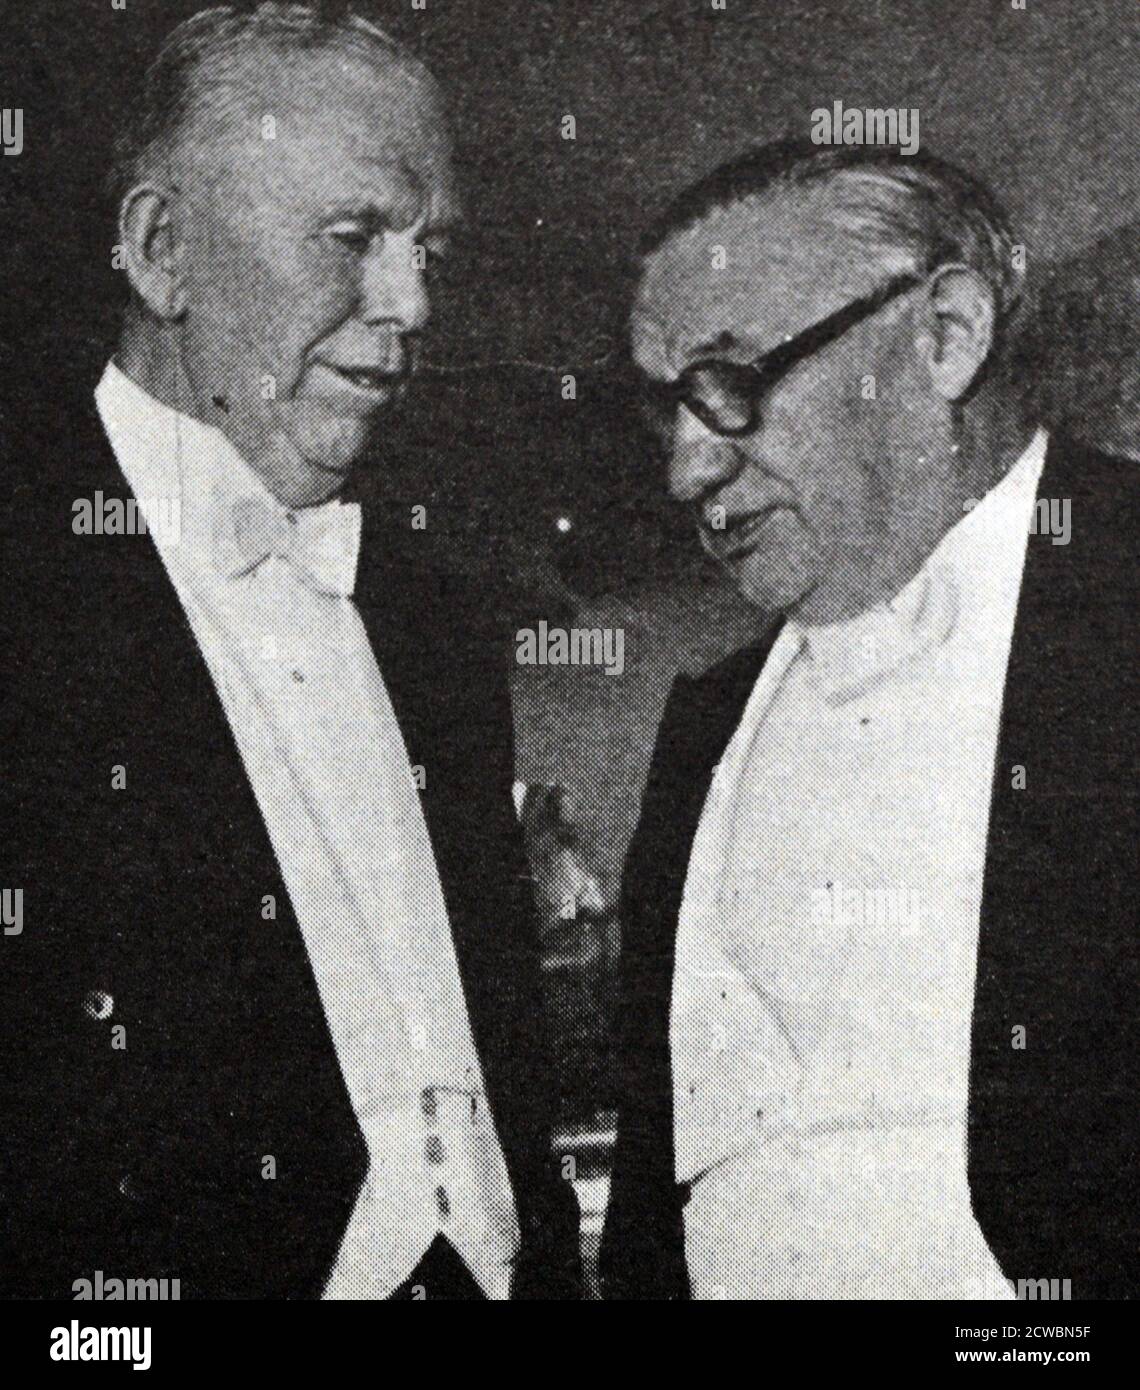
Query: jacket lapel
57 394 293 931
625 629 784 937
973 433 1118 1136
614 626 782 1191
52 393 362 1154
968 435 1135 1291
603 624 782 1296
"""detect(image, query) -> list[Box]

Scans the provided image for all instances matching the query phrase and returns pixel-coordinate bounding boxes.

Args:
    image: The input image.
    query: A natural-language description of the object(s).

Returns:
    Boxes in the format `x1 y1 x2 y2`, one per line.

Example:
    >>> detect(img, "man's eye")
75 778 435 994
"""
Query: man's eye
326 224 372 253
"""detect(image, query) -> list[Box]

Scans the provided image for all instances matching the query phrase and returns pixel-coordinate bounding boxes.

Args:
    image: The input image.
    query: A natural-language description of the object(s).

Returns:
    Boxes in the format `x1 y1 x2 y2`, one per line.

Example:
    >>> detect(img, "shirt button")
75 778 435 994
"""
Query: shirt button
435 1186 451 1220
83 989 114 1021
425 1135 445 1165
420 1087 437 1119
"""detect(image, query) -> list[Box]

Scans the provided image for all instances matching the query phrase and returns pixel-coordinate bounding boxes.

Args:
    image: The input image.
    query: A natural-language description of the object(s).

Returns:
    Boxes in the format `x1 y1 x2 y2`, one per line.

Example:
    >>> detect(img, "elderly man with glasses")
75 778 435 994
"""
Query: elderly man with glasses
600 141 1137 1300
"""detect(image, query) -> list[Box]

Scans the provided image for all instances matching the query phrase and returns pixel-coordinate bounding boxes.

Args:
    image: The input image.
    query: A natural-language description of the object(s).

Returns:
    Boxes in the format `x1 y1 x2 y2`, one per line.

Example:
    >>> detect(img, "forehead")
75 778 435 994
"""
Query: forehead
185 46 460 227
632 187 883 373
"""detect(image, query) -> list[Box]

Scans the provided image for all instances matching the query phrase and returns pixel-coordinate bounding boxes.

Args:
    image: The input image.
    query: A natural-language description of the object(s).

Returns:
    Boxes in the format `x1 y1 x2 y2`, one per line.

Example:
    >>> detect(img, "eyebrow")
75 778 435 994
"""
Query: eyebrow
321 201 462 239
675 273 923 380
687 331 741 359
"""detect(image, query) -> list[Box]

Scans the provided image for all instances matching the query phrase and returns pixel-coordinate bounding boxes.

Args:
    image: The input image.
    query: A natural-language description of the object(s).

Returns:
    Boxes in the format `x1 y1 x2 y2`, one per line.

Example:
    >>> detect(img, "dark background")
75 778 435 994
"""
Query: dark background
2 0 1138 1133
3 0 1140 359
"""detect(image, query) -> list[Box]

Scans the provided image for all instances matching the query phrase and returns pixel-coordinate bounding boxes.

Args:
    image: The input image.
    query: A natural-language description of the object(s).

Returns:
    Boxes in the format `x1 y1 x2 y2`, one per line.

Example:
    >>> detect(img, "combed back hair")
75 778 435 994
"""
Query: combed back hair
639 139 1027 329
108 2 422 206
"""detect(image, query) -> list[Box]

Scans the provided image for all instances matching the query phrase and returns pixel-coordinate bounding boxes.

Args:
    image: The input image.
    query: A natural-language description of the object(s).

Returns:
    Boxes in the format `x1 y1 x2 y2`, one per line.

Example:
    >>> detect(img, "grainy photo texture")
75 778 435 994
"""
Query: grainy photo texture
0 0 1135 1339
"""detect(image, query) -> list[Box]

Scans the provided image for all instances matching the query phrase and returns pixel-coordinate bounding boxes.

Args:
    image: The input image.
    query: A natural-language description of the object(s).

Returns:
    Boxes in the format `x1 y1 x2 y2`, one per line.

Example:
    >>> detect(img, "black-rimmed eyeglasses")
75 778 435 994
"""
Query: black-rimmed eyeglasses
638 271 922 440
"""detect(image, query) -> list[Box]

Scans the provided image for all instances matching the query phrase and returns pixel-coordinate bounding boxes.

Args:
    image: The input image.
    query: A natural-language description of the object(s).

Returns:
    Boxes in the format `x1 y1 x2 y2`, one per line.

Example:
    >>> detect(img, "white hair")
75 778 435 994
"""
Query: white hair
644 142 1027 328
109 3 428 201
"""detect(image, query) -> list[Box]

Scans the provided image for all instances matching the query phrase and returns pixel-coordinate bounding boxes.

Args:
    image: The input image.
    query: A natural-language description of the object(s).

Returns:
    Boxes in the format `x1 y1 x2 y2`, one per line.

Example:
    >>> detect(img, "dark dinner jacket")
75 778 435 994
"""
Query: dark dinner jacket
0 367 580 1300
600 434 1138 1300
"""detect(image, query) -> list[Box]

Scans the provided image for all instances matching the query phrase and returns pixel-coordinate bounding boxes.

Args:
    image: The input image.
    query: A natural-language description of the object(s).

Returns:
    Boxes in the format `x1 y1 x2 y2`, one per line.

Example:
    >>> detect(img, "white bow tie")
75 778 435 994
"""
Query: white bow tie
220 493 363 596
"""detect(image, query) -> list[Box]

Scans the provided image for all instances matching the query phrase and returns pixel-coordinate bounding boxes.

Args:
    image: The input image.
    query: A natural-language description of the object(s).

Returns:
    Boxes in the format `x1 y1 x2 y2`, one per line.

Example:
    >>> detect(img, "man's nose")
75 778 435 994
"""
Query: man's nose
669 403 743 503
359 235 431 336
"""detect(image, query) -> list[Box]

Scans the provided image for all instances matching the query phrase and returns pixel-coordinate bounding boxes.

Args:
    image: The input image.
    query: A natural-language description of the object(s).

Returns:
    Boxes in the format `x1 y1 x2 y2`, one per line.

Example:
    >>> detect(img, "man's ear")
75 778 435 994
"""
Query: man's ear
911 263 997 401
119 183 187 320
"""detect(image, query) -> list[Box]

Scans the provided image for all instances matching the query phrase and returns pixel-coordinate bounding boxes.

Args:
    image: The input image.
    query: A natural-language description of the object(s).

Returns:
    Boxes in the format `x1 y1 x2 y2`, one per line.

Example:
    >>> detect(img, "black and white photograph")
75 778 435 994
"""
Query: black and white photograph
0 0 1136 1366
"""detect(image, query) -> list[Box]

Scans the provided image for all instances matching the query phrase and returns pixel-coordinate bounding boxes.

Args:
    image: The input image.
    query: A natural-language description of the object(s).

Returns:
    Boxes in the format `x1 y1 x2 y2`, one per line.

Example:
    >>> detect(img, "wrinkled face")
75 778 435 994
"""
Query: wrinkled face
174 48 459 505
632 189 930 623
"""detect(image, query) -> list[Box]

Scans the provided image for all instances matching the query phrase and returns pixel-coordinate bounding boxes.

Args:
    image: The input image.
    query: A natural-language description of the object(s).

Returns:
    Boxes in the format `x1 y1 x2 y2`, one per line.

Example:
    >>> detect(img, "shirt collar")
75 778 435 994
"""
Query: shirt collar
789 428 1048 704
94 360 361 588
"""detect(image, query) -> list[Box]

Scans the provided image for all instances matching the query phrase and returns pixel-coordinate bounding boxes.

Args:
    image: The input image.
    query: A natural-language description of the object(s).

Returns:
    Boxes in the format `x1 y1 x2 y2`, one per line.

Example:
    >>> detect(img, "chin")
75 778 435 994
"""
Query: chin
295 416 373 478
732 551 812 616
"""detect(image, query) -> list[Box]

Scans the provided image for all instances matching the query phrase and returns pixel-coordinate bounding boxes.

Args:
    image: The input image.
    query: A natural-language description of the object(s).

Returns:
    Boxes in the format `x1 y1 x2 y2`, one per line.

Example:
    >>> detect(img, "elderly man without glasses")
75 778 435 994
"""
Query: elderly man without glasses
0 3 579 1301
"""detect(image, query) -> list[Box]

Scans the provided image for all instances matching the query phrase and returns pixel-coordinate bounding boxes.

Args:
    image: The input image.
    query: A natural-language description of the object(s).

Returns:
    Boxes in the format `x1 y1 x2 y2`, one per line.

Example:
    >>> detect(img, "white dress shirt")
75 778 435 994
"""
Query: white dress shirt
95 362 519 1299
671 429 1048 1299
